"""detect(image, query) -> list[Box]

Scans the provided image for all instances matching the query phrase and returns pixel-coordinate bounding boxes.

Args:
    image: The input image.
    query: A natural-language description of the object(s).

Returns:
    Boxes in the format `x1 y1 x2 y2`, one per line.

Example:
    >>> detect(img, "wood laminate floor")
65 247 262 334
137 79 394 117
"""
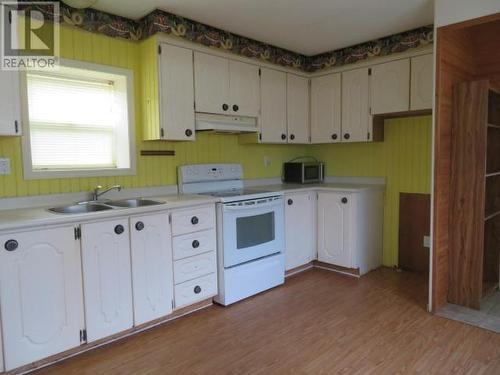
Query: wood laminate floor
36 268 500 375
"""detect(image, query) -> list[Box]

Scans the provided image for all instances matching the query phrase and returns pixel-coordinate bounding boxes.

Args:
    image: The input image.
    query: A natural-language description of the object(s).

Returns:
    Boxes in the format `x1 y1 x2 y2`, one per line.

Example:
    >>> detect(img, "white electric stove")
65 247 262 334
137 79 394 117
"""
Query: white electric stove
178 164 285 305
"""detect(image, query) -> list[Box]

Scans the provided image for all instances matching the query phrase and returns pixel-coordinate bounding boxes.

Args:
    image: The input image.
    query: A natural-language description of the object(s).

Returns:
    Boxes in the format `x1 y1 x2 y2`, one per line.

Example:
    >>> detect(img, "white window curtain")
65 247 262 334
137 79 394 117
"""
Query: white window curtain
27 73 118 170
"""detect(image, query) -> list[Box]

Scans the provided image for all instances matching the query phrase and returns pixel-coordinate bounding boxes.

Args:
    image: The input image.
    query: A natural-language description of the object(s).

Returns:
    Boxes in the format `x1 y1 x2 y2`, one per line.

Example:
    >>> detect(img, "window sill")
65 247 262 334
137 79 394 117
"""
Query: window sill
23 166 136 180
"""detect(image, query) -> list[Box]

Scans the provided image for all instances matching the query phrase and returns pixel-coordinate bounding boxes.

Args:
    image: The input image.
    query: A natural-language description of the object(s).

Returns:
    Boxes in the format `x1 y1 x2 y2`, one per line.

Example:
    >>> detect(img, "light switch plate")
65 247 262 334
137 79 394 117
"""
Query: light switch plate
0 158 11 175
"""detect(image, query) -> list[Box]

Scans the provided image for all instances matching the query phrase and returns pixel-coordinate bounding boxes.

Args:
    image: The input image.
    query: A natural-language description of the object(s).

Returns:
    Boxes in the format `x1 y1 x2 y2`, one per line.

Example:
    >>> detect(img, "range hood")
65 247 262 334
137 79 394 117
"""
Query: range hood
195 113 258 133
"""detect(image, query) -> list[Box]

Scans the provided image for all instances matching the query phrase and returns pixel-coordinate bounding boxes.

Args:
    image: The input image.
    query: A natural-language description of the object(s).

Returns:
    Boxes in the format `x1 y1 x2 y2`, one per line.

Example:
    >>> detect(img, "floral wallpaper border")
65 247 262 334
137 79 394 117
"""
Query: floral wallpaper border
20 1 433 72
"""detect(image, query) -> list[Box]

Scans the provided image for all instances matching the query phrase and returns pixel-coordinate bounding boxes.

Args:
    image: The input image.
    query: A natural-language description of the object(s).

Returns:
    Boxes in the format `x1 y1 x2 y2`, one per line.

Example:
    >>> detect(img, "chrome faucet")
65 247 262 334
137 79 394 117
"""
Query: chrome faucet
91 185 122 201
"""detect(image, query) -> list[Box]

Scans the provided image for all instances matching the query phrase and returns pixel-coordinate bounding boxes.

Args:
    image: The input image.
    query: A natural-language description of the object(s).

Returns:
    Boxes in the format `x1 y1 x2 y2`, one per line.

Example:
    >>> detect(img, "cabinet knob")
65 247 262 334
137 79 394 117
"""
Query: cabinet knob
331 133 337 140
281 134 287 140
192 240 200 248
114 225 125 235
191 216 199 225
287 199 293 205
344 133 350 140
232 104 239 112
290 134 295 140
135 221 145 231
194 285 202 294
341 197 348 204
185 129 193 137
4 239 18 251
222 103 229 111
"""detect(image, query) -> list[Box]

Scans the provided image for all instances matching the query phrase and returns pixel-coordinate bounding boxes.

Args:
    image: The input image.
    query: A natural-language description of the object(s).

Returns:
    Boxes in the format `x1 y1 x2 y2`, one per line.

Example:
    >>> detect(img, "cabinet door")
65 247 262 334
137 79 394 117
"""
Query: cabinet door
285 191 316 270
159 43 195 141
260 68 287 143
311 73 341 143
81 219 133 342
342 68 370 143
229 60 260 117
317 192 352 268
370 59 410 115
0 227 83 371
410 54 433 111
130 213 173 325
194 52 230 115
0 69 21 136
287 74 310 144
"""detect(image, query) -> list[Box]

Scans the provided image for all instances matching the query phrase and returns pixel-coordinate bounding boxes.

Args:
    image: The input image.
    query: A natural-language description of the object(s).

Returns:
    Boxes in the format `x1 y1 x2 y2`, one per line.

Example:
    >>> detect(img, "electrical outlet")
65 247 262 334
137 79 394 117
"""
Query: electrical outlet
423 235 430 248
0 158 11 175
264 156 271 167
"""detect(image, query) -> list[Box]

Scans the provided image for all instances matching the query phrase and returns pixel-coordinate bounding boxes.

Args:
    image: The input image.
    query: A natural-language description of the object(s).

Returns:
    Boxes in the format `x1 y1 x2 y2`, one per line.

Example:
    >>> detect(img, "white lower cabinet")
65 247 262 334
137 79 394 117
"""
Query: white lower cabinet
317 190 383 274
130 213 173 326
284 191 316 270
81 219 134 343
317 192 353 268
0 227 84 371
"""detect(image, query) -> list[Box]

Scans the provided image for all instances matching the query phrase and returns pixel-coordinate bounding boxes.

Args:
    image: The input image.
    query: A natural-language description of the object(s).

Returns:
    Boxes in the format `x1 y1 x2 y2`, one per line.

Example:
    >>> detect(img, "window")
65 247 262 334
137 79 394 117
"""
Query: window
22 59 136 179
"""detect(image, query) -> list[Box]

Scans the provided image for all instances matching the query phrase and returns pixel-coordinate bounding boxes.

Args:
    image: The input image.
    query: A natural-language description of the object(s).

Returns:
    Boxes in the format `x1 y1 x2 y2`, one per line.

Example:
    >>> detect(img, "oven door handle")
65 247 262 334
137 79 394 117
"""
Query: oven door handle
223 198 283 211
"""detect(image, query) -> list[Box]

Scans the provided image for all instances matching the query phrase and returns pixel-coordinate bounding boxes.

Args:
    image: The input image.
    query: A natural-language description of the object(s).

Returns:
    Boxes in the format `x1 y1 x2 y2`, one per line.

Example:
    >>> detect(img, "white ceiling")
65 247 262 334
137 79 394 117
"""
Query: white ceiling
92 0 434 56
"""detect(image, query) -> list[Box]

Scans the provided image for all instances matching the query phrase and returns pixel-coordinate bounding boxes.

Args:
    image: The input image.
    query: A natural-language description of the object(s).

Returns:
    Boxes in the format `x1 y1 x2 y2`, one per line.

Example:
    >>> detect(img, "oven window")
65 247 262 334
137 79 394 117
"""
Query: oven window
304 166 319 180
236 212 275 249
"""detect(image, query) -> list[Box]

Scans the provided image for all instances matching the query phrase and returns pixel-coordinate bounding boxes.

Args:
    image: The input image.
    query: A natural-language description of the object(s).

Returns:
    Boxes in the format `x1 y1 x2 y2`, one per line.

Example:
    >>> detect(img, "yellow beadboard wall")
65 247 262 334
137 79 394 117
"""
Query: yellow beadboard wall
0 27 306 198
310 115 433 266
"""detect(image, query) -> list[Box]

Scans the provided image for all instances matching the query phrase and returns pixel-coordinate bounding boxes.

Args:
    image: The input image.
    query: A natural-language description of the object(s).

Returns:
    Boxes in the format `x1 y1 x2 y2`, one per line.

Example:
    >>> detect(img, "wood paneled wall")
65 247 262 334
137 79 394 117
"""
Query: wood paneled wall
432 13 500 311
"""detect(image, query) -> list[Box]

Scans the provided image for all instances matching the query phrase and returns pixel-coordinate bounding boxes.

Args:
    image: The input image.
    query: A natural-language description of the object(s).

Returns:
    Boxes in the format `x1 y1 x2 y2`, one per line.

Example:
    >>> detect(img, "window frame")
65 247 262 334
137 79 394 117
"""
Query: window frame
21 58 136 179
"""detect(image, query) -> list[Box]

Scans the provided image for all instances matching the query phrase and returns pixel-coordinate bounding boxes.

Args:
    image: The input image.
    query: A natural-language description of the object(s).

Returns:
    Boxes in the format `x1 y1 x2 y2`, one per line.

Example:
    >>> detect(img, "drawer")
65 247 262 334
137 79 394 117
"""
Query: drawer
173 229 216 261
174 273 217 309
171 205 215 236
173 251 216 284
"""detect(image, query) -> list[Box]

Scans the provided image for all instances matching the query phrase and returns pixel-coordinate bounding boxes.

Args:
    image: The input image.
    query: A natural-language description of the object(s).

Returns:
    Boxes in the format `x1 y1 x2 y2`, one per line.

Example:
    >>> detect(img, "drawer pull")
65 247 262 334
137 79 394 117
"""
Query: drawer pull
114 225 125 235
135 221 145 231
192 240 200 248
287 199 293 205
194 285 202 294
191 216 199 225
4 239 18 251
341 197 348 204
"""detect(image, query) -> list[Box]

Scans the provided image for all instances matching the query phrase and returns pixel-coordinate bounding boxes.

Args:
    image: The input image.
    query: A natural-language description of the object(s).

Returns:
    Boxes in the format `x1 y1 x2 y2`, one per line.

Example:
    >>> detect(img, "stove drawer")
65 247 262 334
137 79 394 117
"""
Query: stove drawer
173 229 216 261
171 205 215 236
174 273 217 309
173 251 216 284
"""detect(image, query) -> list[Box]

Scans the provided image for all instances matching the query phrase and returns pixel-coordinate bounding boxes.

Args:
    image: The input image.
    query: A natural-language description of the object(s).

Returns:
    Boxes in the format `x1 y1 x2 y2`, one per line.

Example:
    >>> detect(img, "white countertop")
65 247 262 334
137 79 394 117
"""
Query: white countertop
0 194 219 233
250 182 385 194
0 180 384 232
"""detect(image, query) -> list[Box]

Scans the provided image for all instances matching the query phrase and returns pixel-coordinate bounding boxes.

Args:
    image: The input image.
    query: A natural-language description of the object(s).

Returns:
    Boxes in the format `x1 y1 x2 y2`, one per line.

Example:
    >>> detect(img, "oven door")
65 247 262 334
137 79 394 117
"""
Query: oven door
222 196 284 268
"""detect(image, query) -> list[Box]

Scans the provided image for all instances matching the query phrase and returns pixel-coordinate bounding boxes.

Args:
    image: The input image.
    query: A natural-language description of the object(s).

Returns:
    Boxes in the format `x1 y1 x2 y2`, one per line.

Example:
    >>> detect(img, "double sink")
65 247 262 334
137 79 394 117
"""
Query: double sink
49 198 165 214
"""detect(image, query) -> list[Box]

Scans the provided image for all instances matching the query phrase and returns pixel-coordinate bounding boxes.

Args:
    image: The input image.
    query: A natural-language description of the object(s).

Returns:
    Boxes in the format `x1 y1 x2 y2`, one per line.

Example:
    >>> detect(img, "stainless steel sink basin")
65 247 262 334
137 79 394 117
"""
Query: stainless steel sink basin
48 203 114 214
108 198 165 208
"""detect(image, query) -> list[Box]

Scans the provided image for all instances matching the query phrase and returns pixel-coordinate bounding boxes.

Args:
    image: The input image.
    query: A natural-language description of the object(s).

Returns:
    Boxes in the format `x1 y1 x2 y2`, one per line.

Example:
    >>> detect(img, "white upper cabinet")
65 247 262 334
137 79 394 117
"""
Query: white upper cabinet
0 69 21 136
286 74 310 144
285 191 316 270
317 192 352 268
229 60 260 117
130 213 173 326
370 59 410 115
194 52 230 115
311 73 341 143
342 67 370 143
260 68 288 143
158 43 195 141
410 54 434 111
0 227 83 371
81 219 134 343
194 52 260 117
